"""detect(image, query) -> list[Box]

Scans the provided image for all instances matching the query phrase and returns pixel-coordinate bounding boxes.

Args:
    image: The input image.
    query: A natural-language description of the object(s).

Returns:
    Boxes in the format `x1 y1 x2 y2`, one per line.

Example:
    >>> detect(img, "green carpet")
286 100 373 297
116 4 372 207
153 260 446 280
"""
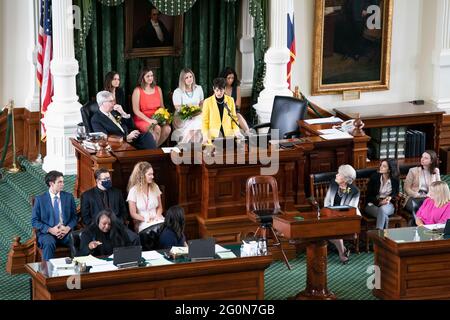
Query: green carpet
1 158 447 300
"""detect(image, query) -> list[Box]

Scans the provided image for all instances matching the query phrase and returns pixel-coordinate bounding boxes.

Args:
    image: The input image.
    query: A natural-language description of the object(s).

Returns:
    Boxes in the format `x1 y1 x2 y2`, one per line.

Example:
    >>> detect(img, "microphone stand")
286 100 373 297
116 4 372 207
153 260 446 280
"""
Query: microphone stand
223 102 242 131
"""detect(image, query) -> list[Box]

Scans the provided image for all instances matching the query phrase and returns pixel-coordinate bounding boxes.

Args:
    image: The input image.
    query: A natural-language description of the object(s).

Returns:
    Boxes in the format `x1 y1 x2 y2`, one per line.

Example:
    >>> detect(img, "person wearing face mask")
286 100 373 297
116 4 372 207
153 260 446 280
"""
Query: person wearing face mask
79 209 133 257
80 168 140 245
127 161 164 233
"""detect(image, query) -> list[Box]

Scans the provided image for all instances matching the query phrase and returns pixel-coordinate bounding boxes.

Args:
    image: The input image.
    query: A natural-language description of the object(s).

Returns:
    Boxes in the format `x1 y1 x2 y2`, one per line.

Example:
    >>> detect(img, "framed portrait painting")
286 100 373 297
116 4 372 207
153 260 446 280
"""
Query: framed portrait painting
311 0 393 95
125 0 183 59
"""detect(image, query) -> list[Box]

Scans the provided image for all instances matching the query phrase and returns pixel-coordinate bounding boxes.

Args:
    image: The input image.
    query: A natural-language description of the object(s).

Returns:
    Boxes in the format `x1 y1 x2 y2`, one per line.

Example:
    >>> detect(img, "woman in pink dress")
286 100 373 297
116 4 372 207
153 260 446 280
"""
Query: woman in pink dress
416 181 450 226
132 67 171 147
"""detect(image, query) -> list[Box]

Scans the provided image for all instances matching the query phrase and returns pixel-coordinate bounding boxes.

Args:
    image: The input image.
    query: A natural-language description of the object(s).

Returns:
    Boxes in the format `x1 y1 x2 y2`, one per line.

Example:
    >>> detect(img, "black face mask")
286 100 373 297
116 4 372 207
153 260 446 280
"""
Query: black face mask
101 179 112 190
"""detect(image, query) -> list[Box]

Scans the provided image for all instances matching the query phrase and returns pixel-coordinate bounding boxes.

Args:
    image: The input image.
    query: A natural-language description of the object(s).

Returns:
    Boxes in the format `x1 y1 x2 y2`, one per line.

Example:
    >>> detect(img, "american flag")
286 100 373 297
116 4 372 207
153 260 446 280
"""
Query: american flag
37 0 53 140
287 1 296 89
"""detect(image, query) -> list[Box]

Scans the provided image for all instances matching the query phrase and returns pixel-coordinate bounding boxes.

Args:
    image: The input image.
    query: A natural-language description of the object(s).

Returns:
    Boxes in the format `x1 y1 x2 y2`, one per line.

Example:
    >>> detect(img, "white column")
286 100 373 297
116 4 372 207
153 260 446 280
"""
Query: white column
43 0 82 174
25 0 40 112
239 0 254 97
432 0 450 111
253 0 292 125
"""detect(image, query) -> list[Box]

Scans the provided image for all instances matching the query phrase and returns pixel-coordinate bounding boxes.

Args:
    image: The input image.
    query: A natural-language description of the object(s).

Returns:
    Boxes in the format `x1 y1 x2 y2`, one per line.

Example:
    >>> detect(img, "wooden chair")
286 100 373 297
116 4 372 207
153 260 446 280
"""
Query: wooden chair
246 176 292 270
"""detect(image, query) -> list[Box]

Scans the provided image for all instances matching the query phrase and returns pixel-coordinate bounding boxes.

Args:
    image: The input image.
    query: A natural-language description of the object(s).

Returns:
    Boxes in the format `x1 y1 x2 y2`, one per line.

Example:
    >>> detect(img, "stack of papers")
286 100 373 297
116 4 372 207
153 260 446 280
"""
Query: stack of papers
50 257 75 269
215 244 231 253
170 246 188 255
423 223 445 231
142 250 164 260
304 117 343 125
73 255 110 267
319 128 353 140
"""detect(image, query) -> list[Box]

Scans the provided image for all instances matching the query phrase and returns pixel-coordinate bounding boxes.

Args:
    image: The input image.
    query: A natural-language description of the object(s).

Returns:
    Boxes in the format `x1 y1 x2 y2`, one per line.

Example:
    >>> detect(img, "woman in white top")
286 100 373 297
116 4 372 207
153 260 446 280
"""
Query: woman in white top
172 68 204 144
127 161 164 233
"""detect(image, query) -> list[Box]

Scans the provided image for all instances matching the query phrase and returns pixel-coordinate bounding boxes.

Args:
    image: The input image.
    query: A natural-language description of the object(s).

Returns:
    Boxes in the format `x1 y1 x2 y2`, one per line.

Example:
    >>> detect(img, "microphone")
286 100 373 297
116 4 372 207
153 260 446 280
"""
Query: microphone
223 102 241 130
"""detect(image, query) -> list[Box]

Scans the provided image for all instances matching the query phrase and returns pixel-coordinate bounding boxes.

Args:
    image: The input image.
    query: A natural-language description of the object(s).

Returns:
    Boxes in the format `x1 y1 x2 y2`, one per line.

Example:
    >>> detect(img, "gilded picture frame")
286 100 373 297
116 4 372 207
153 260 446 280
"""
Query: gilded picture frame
311 0 393 95
124 0 183 59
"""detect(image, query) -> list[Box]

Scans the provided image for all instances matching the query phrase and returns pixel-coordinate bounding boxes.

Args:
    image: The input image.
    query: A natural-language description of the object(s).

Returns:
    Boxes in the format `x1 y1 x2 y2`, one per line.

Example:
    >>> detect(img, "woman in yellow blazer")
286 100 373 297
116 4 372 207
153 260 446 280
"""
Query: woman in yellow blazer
202 78 243 144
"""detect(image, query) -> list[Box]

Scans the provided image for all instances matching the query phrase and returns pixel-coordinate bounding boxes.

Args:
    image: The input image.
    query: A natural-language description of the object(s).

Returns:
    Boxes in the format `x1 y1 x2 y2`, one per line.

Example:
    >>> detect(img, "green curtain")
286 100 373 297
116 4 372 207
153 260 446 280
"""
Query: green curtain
76 0 240 111
150 0 197 15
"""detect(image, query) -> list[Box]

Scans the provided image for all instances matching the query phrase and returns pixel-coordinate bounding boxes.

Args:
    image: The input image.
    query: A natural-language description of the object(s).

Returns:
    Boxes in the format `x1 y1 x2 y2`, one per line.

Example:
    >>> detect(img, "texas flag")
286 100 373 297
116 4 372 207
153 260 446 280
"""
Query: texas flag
287 1 296 89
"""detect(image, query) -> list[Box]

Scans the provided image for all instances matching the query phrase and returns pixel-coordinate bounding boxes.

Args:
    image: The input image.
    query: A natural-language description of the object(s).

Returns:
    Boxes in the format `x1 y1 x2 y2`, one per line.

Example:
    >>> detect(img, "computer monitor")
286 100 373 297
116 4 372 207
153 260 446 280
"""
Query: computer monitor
113 245 142 268
188 237 215 261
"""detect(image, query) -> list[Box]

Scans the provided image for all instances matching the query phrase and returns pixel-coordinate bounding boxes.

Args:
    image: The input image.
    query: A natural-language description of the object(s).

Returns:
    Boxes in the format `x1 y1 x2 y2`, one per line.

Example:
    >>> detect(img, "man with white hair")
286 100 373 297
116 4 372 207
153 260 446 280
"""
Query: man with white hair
324 164 361 264
91 91 157 149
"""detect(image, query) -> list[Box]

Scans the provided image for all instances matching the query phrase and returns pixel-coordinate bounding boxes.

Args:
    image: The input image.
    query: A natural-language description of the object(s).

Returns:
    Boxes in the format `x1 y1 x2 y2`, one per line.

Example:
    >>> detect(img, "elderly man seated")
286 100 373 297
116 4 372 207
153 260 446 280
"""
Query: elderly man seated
91 90 157 150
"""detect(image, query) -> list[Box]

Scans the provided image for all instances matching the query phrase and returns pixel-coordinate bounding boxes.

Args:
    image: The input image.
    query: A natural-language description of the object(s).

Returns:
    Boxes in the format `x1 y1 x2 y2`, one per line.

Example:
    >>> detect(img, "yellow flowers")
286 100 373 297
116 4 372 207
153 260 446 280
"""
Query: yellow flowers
179 104 201 120
149 107 173 132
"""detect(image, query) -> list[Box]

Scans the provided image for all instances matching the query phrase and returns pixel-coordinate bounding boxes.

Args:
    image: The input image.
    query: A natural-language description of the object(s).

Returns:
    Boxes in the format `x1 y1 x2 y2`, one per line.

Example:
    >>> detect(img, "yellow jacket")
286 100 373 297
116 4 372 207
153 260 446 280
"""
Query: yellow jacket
202 94 240 141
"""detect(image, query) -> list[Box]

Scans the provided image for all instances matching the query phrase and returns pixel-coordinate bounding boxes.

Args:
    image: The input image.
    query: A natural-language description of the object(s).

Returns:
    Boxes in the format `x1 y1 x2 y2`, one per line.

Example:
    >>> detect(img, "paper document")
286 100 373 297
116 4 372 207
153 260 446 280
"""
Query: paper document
50 257 75 269
318 128 346 135
217 252 236 259
320 131 353 140
304 117 343 125
90 263 118 273
73 255 110 266
142 250 163 260
162 147 181 153
422 223 445 231
148 258 174 266
215 244 231 253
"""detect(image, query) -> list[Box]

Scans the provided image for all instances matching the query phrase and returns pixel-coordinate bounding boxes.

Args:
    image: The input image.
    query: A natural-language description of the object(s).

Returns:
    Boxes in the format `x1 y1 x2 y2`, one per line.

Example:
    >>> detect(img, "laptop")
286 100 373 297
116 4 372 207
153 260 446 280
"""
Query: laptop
113 245 142 269
188 237 216 261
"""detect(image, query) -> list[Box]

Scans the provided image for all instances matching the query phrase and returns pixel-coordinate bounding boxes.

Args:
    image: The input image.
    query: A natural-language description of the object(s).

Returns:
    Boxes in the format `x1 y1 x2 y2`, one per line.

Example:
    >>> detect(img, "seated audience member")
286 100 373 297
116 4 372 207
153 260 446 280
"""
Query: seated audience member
132 67 171 147
31 171 78 260
158 205 187 249
91 90 156 150
403 150 440 225
415 181 450 226
172 68 204 144
324 164 360 264
202 77 244 144
80 168 139 245
365 159 400 230
219 67 250 134
79 209 133 257
127 162 164 233
104 71 130 115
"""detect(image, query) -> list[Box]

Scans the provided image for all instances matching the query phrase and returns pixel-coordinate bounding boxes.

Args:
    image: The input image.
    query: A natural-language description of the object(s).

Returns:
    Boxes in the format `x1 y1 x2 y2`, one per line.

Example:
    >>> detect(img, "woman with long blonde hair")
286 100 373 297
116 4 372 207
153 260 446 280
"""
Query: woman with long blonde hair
127 161 164 233
415 181 450 226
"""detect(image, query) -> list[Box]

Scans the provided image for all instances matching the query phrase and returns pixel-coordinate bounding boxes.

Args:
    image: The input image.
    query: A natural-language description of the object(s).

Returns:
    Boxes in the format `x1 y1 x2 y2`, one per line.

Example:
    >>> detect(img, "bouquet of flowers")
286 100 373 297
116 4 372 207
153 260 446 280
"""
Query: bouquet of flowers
179 104 202 121
149 107 173 131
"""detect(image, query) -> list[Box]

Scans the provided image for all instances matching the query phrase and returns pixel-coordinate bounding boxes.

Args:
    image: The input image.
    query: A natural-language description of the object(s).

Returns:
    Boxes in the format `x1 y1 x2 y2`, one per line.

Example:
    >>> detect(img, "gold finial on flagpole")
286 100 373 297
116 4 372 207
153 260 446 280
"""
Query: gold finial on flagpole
6 100 22 173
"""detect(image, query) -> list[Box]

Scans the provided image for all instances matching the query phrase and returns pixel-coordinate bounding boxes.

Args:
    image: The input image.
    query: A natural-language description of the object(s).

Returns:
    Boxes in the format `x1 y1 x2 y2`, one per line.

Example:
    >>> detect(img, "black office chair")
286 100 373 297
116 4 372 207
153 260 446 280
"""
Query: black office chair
80 100 99 134
250 95 308 140
139 222 164 251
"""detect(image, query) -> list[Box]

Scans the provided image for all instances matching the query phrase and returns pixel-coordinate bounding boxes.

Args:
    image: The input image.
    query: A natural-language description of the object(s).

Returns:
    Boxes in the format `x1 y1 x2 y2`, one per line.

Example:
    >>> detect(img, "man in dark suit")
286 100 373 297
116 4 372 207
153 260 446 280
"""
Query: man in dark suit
133 8 172 48
80 168 140 245
91 91 157 149
31 171 78 260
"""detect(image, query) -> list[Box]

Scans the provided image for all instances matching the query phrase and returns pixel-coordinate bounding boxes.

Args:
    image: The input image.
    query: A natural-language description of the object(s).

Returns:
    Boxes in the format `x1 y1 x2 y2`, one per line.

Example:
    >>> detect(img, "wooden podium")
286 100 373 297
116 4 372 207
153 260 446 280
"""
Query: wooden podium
273 207 361 300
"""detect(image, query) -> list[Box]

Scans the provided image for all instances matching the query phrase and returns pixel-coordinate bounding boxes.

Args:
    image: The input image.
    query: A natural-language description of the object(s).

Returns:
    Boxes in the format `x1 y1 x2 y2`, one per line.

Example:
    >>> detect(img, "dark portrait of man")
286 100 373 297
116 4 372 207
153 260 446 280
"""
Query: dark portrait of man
133 7 173 48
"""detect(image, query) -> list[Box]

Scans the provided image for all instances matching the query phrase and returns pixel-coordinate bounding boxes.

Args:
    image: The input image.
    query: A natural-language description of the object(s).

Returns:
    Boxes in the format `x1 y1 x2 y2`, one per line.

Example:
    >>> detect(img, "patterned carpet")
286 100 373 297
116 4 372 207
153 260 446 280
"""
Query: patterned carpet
0 158 448 300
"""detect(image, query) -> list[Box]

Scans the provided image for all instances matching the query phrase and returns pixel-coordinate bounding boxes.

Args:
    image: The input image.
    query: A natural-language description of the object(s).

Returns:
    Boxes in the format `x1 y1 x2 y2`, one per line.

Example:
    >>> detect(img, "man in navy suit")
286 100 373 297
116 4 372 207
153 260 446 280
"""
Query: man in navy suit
91 91 157 150
31 171 78 260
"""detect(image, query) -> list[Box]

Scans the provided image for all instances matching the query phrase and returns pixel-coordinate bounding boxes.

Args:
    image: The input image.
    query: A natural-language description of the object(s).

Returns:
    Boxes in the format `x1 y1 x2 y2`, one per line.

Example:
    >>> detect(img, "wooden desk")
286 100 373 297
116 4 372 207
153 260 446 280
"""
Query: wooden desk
334 102 444 155
25 252 272 300
273 207 361 300
368 227 450 300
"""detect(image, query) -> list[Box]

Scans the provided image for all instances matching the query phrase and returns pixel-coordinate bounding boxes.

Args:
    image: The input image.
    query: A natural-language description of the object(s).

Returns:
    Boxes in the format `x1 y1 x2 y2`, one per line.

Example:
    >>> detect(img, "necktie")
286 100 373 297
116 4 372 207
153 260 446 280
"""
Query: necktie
102 191 110 209
54 196 62 226
108 113 125 133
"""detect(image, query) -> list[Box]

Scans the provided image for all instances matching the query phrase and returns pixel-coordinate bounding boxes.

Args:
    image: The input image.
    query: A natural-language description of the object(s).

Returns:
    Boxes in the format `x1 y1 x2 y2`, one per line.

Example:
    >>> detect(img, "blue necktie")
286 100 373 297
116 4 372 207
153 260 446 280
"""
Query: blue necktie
53 196 61 226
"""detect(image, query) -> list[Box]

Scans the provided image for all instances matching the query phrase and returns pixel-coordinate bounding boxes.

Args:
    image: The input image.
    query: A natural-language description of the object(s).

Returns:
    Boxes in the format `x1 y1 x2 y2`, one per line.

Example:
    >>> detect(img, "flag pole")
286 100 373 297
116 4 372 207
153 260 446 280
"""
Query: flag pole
7 100 22 173
32 0 43 166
